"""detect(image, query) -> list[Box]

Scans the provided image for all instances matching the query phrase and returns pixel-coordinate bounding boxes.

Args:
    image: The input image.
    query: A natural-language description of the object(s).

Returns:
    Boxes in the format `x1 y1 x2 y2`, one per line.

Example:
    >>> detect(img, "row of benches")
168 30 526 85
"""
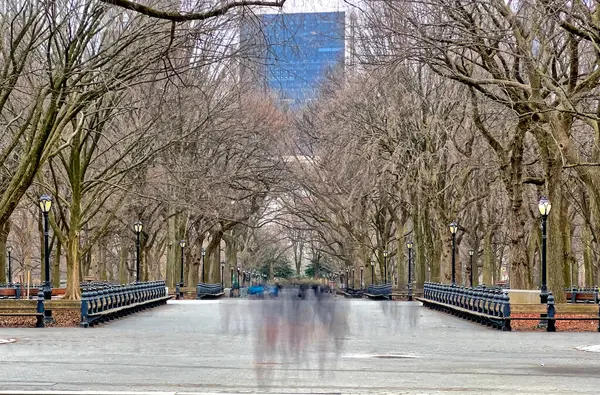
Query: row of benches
421 282 600 332
0 281 170 328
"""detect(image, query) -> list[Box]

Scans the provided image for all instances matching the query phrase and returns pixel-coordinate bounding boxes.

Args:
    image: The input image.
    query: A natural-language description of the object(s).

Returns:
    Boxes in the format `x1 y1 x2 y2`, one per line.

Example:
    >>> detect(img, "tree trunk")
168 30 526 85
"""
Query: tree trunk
206 230 222 283
504 120 529 290
119 237 128 284
141 237 149 282
225 234 237 286
53 239 61 287
0 220 9 284
64 228 81 299
439 227 452 284
98 240 106 281
583 224 594 286
482 229 493 286
166 203 178 289
396 225 406 289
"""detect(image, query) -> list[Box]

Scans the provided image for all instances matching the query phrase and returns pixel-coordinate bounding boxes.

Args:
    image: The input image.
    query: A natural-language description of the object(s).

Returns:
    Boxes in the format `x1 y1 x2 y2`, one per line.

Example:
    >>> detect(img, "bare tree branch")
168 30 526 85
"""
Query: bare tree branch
100 0 287 22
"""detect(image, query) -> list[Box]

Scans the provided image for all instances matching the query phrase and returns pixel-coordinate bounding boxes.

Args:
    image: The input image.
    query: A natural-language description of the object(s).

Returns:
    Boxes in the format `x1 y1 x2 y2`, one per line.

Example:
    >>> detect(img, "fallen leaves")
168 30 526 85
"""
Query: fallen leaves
510 313 598 332
0 309 80 328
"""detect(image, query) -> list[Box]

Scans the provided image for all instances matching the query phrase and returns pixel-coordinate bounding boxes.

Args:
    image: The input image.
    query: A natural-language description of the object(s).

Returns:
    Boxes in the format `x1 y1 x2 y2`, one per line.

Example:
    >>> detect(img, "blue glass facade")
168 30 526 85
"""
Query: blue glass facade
241 12 345 105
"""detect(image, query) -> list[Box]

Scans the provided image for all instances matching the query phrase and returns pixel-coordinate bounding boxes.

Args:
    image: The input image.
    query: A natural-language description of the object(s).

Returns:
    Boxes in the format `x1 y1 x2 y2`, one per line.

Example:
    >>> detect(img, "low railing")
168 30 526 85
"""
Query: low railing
80 281 169 327
421 282 512 331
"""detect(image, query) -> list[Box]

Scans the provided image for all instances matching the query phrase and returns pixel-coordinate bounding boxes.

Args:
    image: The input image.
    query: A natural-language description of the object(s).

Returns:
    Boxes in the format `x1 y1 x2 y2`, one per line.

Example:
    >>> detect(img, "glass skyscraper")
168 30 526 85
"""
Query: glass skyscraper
240 11 346 105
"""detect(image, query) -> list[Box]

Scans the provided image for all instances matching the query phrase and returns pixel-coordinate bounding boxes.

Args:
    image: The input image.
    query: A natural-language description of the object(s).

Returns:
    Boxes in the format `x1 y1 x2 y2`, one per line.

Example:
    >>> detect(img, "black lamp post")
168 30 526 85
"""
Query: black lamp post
220 262 225 288
201 248 206 283
468 249 474 287
450 221 458 285
352 268 355 289
39 194 52 300
177 240 185 299
237 266 241 286
6 246 12 286
230 265 234 286
134 221 143 283
370 260 375 285
539 196 551 304
407 240 413 301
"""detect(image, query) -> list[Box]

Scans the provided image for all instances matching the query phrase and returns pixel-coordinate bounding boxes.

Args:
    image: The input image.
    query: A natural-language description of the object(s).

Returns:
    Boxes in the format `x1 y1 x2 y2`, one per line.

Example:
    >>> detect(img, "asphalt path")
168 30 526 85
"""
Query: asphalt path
1 295 600 394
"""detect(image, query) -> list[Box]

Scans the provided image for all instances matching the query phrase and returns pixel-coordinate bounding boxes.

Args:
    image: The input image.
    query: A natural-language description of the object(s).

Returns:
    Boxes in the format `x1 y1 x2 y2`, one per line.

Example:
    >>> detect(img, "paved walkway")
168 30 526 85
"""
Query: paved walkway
1 297 600 394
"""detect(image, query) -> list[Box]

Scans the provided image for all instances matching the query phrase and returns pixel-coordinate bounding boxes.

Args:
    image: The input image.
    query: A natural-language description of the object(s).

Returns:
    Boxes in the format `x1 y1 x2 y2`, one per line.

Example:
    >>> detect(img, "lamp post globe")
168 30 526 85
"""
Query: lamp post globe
449 221 458 285
39 194 52 301
39 194 52 214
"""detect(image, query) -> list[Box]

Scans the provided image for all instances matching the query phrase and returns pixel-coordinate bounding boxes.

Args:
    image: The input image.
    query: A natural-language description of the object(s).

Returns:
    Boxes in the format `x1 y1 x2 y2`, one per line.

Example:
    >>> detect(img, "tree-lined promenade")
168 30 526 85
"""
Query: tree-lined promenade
1 0 599 304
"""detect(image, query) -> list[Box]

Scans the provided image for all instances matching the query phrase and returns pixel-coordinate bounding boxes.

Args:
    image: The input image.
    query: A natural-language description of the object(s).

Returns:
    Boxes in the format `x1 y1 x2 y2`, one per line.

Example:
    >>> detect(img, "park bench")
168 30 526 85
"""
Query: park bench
364 283 392 300
0 290 45 327
80 281 170 328
342 287 363 298
0 285 66 299
196 282 224 299
565 287 599 304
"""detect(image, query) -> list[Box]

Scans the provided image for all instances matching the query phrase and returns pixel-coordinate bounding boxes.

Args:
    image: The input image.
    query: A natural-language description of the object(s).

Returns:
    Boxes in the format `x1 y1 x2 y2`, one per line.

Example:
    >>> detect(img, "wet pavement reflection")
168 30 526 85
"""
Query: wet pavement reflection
219 287 420 386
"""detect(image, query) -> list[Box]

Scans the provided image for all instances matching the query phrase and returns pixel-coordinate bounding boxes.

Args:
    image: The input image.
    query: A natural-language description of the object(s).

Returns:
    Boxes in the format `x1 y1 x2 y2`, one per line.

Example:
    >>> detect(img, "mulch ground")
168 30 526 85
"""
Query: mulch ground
511 313 599 332
0 309 80 328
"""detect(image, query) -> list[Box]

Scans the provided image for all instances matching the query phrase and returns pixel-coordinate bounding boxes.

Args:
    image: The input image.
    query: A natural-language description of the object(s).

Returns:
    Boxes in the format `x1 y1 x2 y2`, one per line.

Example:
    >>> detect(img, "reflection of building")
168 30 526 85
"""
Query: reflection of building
240 11 346 106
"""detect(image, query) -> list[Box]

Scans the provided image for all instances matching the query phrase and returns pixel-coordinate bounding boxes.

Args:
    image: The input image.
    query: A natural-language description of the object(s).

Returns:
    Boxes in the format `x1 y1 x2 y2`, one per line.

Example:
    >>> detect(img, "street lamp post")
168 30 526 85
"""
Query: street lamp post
450 221 458 285
468 249 474 287
237 266 241 287
383 251 389 284
201 248 206 283
230 265 234 286
539 197 552 304
221 262 225 288
39 194 52 300
134 221 143 283
177 240 185 299
370 260 375 285
352 268 355 289
6 246 12 286
407 240 413 301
